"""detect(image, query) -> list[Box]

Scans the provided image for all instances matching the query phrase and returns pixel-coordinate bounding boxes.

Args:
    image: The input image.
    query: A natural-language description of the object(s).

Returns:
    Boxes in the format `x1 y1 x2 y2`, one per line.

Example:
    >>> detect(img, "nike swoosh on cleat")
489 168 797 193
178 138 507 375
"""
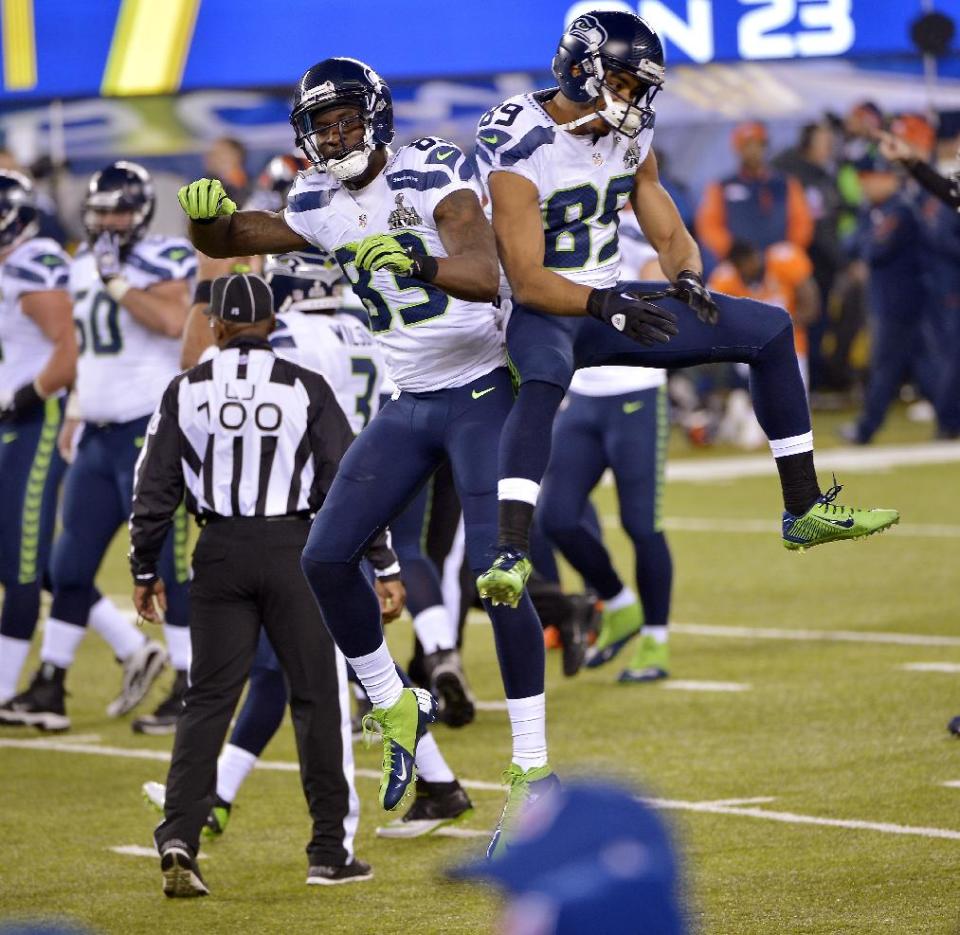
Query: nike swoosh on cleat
472 387 495 399
820 517 855 528
622 400 644 414
396 757 408 783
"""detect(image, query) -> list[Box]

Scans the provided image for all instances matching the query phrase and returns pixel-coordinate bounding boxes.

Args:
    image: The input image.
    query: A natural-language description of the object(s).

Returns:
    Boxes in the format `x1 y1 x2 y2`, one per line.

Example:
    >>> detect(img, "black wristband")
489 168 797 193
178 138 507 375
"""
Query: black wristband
193 279 213 304
12 380 44 415
676 268 703 286
410 252 439 283
192 217 217 226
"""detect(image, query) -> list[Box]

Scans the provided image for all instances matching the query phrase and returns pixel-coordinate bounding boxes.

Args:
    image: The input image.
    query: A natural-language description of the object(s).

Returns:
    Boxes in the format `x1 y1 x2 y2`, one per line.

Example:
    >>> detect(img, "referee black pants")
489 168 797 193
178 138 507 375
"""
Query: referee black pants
154 517 355 867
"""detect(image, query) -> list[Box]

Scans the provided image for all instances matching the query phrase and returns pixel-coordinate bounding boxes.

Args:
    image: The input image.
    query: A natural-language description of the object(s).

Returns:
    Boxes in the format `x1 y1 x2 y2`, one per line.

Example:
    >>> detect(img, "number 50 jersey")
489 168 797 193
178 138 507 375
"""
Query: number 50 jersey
475 91 654 294
283 140 505 393
71 235 196 424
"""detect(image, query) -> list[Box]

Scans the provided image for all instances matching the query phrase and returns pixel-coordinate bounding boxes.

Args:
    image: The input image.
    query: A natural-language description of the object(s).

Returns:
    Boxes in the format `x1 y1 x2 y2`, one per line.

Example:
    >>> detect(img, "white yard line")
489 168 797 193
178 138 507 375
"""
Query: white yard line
900 663 960 673
109 844 210 859
672 623 960 648
620 516 960 539
474 700 509 711
660 680 751 692
7 735 960 844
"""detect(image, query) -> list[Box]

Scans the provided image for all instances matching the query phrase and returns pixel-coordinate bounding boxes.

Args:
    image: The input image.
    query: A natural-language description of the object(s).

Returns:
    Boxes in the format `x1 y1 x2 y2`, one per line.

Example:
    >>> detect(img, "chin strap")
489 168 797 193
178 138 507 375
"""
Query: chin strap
555 110 602 132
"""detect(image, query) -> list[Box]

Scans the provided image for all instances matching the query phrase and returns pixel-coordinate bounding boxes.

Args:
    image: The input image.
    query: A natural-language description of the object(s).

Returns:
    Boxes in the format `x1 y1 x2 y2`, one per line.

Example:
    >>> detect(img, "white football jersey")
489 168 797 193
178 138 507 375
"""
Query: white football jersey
476 91 654 293
71 235 196 423
0 237 70 395
283 141 505 393
270 309 385 436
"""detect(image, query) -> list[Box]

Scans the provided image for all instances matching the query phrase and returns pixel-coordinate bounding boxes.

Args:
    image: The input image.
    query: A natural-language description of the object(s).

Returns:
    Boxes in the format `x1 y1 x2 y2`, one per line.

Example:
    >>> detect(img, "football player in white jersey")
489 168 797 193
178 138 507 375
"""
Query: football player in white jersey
0 162 196 733
539 214 674 681
178 57 551 856
474 9 898 608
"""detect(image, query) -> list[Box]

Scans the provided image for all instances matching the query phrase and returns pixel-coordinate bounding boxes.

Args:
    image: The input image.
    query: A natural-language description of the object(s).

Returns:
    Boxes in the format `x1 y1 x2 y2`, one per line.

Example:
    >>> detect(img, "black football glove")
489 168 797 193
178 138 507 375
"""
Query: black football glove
587 287 679 346
667 269 719 325
0 381 45 424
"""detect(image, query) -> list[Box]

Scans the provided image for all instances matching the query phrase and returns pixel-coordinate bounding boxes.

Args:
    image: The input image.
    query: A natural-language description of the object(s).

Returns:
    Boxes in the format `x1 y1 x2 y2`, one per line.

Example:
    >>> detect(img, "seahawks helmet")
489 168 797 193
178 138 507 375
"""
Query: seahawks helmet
244 154 310 212
0 170 39 251
263 248 345 313
552 10 665 137
83 160 155 248
290 57 393 182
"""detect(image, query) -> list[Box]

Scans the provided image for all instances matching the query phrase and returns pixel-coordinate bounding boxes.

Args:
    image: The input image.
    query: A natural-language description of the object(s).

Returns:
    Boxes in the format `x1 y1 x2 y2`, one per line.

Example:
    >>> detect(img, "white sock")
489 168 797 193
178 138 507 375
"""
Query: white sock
0 635 31 702
163 623 192 672
346 640 403 709
498 477 540 505
641 624 669 644
769 430 814 459
506 694 548 771
414 731 455 783
40 618 86 669
605 586 636 613
413 605 454 655
88 597 145 661
216 743 258 804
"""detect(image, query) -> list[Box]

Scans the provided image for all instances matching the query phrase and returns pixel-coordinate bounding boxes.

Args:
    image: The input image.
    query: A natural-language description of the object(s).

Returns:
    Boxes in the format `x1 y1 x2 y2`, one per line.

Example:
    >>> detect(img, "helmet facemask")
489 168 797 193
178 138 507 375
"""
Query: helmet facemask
83 192 150 250
594 61 664 138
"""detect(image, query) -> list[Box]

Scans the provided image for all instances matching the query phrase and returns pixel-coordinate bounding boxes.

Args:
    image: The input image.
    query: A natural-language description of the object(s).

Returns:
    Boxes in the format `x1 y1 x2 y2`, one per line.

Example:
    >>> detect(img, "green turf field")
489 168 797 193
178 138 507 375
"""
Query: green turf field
2 409 959 934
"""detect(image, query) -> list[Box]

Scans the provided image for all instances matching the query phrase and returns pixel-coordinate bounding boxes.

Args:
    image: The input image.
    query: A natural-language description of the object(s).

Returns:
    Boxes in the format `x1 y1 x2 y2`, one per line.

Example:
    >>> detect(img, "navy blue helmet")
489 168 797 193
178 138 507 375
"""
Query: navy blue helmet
0 169 39 250
290 57 393 181
552 10 665 137
263 248 345 313
83 160 155 248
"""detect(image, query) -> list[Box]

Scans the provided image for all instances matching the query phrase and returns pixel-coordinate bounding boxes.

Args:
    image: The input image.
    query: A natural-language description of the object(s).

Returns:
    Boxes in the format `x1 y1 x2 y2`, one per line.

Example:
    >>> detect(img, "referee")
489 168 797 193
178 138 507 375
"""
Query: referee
129 272 403 897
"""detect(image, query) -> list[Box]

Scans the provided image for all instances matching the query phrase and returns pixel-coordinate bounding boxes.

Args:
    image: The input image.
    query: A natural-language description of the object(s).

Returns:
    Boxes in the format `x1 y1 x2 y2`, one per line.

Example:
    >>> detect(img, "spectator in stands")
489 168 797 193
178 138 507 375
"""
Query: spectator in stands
695 121 813 264
840 152 946 444
708 239 819 388
203 137 250 206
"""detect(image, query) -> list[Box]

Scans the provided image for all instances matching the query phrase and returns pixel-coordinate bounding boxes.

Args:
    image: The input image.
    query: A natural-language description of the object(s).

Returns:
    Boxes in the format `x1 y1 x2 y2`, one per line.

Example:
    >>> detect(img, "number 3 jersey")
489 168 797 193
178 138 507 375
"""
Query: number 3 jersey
283 141 505 393
475 91 654 293
0 237 70 397
71 234 196 424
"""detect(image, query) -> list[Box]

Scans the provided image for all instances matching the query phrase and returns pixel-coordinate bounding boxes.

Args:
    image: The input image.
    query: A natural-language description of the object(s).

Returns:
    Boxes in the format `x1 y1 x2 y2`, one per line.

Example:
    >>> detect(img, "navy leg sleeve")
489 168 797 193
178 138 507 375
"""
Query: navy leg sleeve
301 397 442 659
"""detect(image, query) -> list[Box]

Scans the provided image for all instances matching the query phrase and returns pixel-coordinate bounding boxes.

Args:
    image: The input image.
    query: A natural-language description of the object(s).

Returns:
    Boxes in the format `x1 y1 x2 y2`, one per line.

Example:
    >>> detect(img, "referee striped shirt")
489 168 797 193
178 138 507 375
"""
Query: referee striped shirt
129 335 354 580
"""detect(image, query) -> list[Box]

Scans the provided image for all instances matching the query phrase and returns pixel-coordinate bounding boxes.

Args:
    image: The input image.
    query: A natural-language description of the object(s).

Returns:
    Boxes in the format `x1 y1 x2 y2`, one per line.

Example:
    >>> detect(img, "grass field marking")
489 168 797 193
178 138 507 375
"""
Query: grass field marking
941 781 960 789
672 623 960 647
645 797 960 841
620 516 960 539
651 441 960 485
474 700 509 711
660 680 751 692
109 844 208 859
689 797 777 807
900 663 960 673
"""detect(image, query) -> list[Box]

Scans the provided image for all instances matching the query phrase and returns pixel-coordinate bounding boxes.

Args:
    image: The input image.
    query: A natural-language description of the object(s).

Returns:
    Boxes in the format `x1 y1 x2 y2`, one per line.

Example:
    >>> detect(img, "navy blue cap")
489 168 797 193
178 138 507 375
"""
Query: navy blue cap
451 781 686 935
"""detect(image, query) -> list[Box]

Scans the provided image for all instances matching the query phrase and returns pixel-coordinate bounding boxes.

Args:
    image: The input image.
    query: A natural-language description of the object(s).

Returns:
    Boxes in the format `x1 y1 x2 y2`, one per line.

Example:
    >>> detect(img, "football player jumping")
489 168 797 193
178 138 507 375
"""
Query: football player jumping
474 10 899 607
177 58 551 856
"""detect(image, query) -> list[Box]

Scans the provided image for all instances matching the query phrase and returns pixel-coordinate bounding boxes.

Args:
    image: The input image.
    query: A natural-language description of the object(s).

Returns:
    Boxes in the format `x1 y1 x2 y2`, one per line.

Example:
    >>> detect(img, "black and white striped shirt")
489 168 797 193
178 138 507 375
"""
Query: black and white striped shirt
129 335 355 580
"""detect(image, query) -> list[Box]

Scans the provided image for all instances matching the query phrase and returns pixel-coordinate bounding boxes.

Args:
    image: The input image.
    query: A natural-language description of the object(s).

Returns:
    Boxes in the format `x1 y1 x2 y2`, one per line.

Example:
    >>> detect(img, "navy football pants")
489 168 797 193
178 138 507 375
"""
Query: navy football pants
302 367 545 700
501 287 810 489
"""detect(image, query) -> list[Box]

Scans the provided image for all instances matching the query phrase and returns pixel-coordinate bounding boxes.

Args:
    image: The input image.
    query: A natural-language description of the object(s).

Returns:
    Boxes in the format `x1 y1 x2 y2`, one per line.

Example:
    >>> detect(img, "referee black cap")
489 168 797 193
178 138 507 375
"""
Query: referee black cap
209 272 274 323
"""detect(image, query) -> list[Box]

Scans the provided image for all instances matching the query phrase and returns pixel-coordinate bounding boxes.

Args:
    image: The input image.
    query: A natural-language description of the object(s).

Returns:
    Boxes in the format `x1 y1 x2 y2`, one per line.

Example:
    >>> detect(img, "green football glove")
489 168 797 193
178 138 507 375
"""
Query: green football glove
353 234 415 276
177 178 237 223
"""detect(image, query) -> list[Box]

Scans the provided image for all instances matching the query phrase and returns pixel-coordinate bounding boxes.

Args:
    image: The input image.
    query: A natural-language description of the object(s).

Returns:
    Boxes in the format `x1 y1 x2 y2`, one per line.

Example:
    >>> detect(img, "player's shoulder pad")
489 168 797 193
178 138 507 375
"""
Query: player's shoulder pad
390 138 475 189
475 93 554 169
286 168 338 216
4 237 71 290
128 235 197 282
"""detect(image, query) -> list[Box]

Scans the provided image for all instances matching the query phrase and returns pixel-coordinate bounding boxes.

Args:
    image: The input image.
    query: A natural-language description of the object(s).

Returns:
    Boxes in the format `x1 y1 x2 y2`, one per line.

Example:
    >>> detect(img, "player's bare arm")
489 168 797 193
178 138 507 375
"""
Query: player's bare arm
187 209 308 259
21 291 78 396
630 149 701 281
432 188 499 302
121 278 191 339
489 171 592 316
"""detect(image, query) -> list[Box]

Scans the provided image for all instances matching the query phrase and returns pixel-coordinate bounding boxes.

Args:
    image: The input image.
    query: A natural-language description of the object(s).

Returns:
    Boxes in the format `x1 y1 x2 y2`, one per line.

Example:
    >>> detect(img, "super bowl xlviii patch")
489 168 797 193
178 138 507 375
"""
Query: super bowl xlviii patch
624 142 641 169
388 193 422 230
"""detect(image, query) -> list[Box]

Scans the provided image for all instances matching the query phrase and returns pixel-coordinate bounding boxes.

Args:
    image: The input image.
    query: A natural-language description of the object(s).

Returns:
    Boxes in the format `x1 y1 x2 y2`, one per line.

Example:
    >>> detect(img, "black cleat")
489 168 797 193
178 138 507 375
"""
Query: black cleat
160 841 209 897
0 664 70 732
948 715 960 736
132 669 187 735
306 858 373 886
423 649 475 728
376 778 473 838
557 594 598 677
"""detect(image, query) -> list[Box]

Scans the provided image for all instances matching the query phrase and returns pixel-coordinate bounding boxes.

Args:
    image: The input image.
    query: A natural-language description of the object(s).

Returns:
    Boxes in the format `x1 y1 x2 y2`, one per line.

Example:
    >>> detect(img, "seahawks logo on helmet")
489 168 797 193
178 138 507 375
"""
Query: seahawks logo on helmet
567 14 608 52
